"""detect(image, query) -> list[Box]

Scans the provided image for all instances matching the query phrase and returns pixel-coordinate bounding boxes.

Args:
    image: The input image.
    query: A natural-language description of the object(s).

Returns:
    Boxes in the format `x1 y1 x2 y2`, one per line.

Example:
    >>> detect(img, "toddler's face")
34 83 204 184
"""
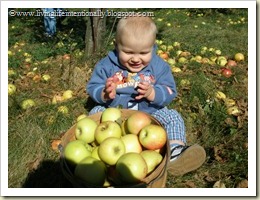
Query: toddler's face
116 34 154 73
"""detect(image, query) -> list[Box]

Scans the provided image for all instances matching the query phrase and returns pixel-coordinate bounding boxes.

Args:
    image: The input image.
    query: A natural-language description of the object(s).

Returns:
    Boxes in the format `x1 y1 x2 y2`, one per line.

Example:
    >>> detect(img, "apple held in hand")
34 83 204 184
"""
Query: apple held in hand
101 107 122 122
64 140 92 166
98 137 125 166
140 150 163 174
139 124 167 150
116 152 148 184
74 156 107 187
126 111 152 135
95 121 122 144
121 134 143 153
75 117 98 143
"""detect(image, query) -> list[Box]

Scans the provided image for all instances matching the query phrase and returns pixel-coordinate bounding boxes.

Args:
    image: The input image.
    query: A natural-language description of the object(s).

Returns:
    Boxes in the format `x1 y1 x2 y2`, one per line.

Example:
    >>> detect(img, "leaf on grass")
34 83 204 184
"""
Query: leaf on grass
236 179 248 188
26 156 43 172
213 180 226 188
51 139 61 151
185 180 196 188
213 145 224 162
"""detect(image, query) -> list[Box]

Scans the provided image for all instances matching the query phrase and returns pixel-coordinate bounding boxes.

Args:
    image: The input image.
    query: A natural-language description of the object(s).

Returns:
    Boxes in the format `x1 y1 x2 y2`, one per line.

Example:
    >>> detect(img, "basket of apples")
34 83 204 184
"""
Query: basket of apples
59 108 170 188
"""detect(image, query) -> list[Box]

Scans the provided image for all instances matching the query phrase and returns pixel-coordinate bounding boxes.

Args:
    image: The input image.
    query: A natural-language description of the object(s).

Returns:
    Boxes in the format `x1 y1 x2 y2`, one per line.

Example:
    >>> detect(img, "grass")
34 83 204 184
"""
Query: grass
7 8 248 188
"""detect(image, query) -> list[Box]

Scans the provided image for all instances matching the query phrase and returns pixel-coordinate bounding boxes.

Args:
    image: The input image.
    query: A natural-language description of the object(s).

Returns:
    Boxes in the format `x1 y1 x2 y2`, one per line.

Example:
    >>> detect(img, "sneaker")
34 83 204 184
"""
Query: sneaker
167 144 206 176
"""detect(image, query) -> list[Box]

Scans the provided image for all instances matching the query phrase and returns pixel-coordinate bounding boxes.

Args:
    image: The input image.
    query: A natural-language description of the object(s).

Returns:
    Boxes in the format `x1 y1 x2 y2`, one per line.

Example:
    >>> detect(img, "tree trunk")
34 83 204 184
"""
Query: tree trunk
84 8 106 58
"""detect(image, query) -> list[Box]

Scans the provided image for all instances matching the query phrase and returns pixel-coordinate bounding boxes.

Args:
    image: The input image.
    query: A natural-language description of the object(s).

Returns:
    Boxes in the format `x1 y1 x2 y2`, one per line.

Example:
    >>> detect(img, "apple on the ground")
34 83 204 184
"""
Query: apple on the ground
8 84 16 95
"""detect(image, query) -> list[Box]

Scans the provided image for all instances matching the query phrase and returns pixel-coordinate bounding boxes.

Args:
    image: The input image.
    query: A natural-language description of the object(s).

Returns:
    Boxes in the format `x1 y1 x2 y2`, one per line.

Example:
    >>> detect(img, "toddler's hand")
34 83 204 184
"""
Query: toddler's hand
135 81 155 101
103 77 116 100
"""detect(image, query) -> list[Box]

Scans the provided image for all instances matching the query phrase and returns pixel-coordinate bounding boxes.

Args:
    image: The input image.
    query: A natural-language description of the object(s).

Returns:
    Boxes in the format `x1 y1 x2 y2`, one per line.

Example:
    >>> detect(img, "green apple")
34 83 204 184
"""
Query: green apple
91 146 101 160
42 74 51 82
116 152 148 184
21 99 36 110
57 106 69 115
95 121 122 144
178 57 188 64
75 117 98 143
140 150 163 174
8 84 16 95
101 107 122 122
98 137 125 165
234 53 244 62
62 90 73 100
139 124 167 150
126 111 152 135
74 156 106 187
227 106 241 116
216 56 228 67
215 91 226 100
121 134 142 153
64 140 92 166
76 114 88 122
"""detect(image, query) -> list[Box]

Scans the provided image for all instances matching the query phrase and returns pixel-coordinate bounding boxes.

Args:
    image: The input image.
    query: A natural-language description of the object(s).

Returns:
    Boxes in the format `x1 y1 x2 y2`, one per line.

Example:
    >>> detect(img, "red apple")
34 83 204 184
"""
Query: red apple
139 124 167 150
159 52 169 60
115 152 148 184
126 111 152 135
95 121 122 144
226 59 237 67
221 68 233 78
121 134 143 153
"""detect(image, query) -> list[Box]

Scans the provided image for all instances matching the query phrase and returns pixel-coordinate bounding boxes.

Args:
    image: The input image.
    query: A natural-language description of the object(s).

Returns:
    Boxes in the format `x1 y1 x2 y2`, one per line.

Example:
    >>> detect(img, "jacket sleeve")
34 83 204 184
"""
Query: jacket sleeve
150 61 177 107
86 63 110 104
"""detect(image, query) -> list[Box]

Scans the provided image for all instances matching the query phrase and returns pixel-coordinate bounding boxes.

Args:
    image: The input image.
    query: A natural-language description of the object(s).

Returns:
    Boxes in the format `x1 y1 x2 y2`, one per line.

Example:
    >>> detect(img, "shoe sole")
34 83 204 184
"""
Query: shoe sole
167 144 206 176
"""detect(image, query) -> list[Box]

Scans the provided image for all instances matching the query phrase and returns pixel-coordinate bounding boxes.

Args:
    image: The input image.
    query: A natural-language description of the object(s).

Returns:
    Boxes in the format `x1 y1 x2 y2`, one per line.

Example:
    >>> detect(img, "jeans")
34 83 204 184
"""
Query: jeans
43 8 58 36
89 106 186 144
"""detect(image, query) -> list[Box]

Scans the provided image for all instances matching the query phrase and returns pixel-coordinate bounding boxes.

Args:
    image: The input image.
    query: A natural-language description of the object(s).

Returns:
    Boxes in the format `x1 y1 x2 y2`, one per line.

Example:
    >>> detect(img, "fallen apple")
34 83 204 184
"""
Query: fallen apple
226 59 237 67
234 53 245 62
121 134 143 153
215 91 226 100
95 121 122 144
224 98 236 107
75 117 98 143
101 107 122 122
57 106 69 115
116 152 148 184
178 57 188 64
62 90 73 100
126 111 152 135
140 150 163 174
227 106 241 116
217 56 228 67
159 52 169 60
8 84 16 95
64 140 92 166
21 99 36 110
139 124 167 150
42 74 51 82
222 68 232 78
98 137 125 166
74 156 106 187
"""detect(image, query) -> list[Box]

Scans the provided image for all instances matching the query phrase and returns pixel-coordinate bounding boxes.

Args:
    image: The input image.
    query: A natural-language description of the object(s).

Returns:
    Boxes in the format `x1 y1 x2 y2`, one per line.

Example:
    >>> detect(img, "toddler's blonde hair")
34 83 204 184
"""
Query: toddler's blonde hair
115 16 157 45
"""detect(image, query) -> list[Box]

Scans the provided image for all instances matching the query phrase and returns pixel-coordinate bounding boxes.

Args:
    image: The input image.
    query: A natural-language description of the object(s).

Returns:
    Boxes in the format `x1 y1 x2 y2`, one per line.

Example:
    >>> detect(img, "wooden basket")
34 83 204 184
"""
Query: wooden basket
59 109 170 188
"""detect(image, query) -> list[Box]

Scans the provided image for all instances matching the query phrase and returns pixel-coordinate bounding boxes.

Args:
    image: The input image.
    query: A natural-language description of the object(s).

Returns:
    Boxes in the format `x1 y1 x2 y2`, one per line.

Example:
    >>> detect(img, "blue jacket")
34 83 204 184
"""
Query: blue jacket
87 46 177 114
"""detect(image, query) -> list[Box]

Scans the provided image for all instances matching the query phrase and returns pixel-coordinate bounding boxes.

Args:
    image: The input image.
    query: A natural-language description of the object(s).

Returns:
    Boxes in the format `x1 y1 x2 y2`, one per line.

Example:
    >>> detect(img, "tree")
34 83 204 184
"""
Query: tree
84 8 106 57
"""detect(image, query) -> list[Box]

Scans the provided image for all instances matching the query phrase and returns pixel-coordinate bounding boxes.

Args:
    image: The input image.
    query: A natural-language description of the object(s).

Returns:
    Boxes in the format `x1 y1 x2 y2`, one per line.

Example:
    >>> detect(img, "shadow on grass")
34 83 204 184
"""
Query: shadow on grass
22 159 73 188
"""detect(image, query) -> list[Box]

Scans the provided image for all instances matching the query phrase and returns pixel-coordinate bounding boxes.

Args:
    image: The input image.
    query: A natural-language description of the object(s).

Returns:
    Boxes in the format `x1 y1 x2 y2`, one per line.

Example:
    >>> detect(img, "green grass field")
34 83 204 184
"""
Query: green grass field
8 8 248 188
